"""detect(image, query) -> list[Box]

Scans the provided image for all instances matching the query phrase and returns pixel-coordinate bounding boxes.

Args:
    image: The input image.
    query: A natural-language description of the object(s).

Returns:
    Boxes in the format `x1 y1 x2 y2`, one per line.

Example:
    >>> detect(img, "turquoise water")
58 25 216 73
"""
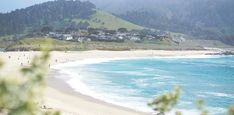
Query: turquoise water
61 56 234 114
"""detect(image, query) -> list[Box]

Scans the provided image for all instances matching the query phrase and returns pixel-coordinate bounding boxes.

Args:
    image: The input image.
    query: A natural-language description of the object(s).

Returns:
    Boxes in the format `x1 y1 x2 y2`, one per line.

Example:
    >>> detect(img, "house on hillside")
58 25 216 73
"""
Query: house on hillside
48 32 63 39
63 34 73 41
77 37 87 42
145 35 155 40
130 36 141 41
172 36 186 45
157 35 169 40
48 32 73 40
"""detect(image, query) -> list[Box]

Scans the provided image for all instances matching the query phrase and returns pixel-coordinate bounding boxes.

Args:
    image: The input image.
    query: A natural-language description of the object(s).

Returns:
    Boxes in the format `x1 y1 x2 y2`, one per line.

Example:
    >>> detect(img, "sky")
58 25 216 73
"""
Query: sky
0 0 52 13
0 0 128 13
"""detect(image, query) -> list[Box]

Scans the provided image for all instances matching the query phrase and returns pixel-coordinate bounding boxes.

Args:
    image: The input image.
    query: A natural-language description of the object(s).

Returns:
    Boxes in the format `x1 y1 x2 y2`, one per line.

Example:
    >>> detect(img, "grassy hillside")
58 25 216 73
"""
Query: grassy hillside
5 37 211 51
5 38 82 51
73 10 143 30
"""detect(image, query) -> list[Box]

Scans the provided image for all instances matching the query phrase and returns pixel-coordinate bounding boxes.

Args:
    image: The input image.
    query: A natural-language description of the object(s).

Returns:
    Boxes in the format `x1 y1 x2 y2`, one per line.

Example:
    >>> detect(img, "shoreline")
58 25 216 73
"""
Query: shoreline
45 50 221 115
0 50 226 115
47 69 148 115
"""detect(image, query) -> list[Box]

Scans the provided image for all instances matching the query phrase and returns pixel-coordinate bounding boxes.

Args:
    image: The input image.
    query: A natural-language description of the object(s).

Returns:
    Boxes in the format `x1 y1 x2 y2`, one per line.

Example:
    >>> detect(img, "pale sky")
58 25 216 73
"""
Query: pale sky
0 0 52 13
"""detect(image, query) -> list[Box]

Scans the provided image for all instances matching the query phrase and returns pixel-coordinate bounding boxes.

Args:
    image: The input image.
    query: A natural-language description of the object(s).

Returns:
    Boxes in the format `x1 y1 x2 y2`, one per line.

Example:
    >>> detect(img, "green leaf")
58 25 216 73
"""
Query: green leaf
229 105 234 115
148 86 181 114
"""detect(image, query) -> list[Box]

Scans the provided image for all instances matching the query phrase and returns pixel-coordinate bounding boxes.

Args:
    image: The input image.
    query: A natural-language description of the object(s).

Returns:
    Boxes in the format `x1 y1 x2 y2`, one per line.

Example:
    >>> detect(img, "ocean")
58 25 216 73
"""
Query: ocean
53 55 234 115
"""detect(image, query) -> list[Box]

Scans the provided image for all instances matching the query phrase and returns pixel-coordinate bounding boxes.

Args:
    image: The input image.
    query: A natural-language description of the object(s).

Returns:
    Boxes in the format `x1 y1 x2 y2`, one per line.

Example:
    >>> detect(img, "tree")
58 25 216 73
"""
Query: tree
0 0 96 36
118 28 128 33
78 21 90 30
64 21 79 33
88 28 99 35
105 30 116 35
41 26 53 34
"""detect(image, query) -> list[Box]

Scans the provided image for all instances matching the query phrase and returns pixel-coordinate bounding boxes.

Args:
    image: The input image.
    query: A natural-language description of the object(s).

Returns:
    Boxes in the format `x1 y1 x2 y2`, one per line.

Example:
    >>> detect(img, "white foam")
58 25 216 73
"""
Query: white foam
58 69 100 98
104 70 149 76
53 69 217 114
133 79 151 88
52 55 228 70
204 92 234 98
52 61 153 113
207 107 226 114
52 58 113 69
50 55 232 114
152 55 228 59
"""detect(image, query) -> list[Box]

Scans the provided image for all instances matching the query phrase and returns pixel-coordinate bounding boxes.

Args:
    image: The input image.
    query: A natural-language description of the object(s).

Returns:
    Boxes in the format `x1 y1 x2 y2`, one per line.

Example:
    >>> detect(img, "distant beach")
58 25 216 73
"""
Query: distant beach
0 50 223 115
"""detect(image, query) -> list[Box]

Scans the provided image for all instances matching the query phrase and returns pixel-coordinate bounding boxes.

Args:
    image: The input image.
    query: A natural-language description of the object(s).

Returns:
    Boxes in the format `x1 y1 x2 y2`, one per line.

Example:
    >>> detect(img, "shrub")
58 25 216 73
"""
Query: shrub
0 50 59 115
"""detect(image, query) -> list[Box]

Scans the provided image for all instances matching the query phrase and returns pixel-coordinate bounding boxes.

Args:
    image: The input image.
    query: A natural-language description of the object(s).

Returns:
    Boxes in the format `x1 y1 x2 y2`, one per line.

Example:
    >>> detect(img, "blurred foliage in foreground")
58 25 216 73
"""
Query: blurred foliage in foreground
196 99 208 115
229 105 234 115
148 86 181 115
149 87 234 115
0 51 59 115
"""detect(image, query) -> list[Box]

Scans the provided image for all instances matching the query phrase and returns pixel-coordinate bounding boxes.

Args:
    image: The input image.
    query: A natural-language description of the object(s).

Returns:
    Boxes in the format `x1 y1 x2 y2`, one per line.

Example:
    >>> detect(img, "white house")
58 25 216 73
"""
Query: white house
77 37 85 42
63 34 73 41
130 36 140 41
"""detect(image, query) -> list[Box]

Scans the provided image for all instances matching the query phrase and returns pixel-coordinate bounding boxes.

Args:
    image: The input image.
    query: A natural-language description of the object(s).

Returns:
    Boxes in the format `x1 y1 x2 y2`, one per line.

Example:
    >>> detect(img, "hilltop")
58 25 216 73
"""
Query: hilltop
0 0 142 36
0 0 233 51
84 0 234 45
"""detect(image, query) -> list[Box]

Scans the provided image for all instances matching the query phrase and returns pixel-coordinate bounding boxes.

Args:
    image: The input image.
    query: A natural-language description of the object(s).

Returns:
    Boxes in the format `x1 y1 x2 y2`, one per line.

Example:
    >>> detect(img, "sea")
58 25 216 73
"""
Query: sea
53 55 234 115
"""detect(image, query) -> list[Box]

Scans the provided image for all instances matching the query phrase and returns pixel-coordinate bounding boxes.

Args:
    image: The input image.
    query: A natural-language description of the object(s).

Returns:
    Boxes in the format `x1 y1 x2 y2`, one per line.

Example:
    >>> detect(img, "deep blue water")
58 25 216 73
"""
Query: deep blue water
63 56 234 114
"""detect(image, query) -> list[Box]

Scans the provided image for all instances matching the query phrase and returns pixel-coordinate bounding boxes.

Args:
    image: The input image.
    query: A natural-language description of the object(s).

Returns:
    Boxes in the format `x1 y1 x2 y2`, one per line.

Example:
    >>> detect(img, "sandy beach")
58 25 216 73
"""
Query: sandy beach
0 50 219 115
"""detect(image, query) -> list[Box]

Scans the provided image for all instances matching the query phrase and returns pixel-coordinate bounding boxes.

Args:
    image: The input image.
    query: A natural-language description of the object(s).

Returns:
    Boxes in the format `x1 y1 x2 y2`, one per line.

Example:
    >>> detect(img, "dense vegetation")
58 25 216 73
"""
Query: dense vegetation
120 4 234 45
0 0 96 36
0 0 142 37
86 0 234 45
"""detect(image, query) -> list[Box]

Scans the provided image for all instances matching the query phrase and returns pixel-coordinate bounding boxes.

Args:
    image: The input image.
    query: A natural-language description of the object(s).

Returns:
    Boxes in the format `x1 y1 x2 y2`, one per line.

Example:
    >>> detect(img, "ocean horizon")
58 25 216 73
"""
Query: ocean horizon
53 55 234 115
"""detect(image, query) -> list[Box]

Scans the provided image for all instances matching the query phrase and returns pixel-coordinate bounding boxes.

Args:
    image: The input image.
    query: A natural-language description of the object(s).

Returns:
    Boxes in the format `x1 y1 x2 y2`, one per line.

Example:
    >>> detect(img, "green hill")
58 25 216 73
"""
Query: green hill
0 0 143 36
73 10 143 30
